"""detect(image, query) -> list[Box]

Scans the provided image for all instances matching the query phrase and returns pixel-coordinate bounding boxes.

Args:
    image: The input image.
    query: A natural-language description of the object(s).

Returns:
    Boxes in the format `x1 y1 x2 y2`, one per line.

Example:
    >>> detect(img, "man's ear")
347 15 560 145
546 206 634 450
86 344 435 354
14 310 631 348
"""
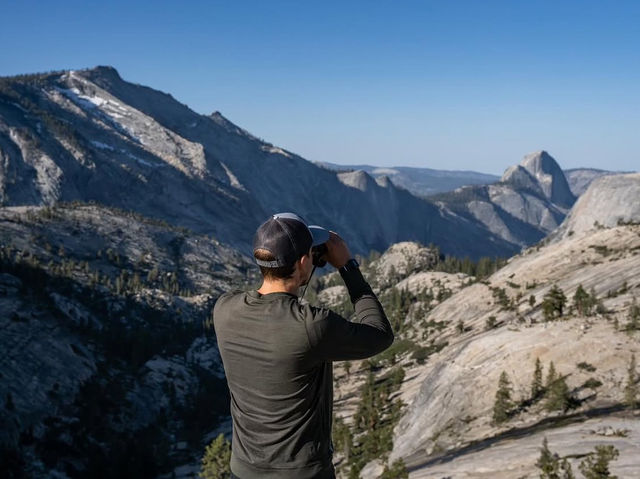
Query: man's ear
299 252 312 269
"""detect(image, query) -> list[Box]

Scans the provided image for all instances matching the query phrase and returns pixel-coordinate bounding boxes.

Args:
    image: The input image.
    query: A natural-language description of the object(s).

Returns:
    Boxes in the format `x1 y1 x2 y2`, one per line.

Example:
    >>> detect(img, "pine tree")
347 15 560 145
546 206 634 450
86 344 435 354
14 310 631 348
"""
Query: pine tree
560 458 575 479
573 284 591 316
531 358 544 400
536 438 575 479
624 353 638 409
578 445 619 479
147 266 159 283
354 372 380 432
546 362 557 390
200 434 231 479
535 437 560 478
545 371 571 412
379 458 409 479
332 416 353 461
624 298 640 332
493 371 513 424
542 285 567 321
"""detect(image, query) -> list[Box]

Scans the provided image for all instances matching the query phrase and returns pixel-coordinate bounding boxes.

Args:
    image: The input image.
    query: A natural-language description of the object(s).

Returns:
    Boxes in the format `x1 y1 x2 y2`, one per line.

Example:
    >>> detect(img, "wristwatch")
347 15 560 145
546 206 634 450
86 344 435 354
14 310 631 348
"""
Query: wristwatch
339 258 360 273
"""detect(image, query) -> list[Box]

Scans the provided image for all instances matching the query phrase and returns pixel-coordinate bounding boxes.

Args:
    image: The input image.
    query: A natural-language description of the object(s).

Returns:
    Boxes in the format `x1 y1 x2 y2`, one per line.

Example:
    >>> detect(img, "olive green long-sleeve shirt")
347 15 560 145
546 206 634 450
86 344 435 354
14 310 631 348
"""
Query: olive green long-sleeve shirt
212 267 393 479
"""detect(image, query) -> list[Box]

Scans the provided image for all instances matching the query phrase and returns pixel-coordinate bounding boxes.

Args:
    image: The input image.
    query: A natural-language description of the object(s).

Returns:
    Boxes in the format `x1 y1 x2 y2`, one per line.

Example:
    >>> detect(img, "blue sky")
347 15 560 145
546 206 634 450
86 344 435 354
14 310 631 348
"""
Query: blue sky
1 0 638 174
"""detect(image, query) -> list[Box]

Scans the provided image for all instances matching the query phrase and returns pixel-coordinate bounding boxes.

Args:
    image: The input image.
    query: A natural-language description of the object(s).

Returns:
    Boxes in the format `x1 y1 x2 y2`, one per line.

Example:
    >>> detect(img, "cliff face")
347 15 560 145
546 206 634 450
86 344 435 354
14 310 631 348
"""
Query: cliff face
517 150 576 208
0 67 517 259
553 172 640 240
0 204 254 477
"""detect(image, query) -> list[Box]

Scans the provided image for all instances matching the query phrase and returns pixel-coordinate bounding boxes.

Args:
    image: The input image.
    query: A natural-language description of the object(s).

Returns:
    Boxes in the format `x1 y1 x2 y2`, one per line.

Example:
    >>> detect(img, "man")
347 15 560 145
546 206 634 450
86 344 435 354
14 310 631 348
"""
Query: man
213 212 393 479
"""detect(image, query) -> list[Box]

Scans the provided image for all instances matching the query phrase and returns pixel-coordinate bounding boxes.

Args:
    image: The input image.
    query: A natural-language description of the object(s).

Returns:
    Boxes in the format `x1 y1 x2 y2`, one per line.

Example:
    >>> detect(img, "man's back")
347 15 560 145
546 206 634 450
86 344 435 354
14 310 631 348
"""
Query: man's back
214 268 393 479
214 214 393 479
214 290 334 478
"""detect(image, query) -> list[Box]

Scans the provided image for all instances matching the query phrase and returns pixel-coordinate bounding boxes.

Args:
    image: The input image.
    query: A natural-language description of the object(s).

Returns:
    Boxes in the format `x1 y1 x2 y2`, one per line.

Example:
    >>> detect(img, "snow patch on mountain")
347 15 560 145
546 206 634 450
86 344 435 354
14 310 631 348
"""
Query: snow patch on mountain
261 145 292 158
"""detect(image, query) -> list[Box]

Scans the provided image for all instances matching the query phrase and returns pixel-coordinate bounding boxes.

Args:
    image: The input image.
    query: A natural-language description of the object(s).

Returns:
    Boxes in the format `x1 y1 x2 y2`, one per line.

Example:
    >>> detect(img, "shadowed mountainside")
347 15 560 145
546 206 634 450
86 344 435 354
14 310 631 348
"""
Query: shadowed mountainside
0 66 520 259
0 203 255 477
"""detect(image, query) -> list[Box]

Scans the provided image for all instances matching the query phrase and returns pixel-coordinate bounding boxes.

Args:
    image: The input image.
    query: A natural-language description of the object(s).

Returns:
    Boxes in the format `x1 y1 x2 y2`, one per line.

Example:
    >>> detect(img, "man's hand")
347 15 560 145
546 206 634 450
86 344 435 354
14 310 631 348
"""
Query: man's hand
325 231 352 269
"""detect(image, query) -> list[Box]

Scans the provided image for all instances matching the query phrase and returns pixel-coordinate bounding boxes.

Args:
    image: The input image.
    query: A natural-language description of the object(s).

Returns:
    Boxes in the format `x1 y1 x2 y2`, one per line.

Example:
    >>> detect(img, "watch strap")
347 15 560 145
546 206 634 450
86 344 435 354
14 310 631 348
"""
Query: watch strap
339 258 360 274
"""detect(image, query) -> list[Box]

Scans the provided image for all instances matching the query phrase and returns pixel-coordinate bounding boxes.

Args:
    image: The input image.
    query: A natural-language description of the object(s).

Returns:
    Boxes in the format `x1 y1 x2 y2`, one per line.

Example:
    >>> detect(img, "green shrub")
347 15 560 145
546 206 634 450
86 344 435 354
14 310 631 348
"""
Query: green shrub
200 434 231 479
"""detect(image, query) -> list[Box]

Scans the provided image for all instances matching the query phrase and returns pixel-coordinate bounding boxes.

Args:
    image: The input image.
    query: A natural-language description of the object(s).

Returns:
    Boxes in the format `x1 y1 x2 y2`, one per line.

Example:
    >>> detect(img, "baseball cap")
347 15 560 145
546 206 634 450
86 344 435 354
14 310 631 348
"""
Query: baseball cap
253 212 330 268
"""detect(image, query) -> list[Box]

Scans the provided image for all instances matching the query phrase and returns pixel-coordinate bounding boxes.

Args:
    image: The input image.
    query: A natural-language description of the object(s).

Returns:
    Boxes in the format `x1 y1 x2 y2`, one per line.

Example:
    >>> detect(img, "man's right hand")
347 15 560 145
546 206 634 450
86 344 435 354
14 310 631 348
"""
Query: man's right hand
325 231 352 269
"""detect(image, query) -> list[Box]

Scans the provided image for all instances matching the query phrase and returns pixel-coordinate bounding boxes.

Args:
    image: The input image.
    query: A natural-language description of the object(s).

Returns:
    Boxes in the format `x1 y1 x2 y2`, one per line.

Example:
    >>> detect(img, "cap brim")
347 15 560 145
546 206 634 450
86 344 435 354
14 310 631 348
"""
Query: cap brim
308 225 330 246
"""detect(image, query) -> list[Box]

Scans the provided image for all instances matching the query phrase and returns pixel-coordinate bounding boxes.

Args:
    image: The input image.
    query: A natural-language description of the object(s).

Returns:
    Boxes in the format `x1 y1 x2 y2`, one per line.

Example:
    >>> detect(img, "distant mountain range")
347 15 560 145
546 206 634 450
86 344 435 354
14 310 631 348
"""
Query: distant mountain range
563 167 619 196
0 66 629 260
316 161 500 197
317 162 618 199
0 66 516 259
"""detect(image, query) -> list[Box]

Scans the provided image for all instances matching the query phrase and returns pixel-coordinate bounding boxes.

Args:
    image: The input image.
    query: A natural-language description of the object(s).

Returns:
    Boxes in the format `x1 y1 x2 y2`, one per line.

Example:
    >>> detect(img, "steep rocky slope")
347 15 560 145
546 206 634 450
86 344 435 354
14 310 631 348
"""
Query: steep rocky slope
0 203 255 477
312 173 640 478
308 242 504 478
391 226 640 478
553 172 640 240
0 67 516 259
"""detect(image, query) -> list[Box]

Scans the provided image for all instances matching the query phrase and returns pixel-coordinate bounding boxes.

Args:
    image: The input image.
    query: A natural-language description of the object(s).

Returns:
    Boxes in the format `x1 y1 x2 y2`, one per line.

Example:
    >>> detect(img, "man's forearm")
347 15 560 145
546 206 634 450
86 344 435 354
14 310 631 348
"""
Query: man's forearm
340 267 394 342
339 267 374 303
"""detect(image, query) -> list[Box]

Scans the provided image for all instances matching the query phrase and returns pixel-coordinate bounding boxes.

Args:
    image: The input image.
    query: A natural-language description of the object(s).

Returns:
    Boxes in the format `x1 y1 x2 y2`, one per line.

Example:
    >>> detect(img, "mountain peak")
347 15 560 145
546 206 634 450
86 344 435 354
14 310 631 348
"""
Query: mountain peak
521 150 559 173
502 150 576 208
88 65 120 75
78 65 122 81
337 169 377 192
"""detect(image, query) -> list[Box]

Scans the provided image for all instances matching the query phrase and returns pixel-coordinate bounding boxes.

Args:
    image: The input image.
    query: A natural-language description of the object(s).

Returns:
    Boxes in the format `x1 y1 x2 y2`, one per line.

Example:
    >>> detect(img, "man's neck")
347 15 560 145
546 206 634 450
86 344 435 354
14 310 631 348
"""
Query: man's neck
257 279 300 296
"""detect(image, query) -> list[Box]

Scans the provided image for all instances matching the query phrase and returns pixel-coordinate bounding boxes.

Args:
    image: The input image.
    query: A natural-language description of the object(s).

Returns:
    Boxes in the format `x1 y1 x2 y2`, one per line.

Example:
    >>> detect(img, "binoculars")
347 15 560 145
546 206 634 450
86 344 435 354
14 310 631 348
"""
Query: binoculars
311 243 328 267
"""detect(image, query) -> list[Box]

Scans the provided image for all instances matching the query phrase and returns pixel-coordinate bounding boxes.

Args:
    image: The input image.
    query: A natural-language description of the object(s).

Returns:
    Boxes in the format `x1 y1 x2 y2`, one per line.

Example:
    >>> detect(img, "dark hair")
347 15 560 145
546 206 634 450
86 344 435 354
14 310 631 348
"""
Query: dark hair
254 248 301 280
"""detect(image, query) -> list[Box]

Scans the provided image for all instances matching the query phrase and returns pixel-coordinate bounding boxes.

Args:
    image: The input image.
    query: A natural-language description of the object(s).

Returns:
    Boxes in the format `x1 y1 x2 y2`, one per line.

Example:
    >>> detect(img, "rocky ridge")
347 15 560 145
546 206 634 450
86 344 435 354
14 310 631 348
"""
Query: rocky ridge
311 172 640 478
0 67 519 259
392 226 640 478
553 172 640 241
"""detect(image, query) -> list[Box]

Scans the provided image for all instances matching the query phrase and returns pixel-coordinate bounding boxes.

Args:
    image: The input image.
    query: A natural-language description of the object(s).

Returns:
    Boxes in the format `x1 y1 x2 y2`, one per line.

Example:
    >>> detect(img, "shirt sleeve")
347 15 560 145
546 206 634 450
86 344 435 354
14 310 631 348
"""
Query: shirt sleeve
304 267 394 361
